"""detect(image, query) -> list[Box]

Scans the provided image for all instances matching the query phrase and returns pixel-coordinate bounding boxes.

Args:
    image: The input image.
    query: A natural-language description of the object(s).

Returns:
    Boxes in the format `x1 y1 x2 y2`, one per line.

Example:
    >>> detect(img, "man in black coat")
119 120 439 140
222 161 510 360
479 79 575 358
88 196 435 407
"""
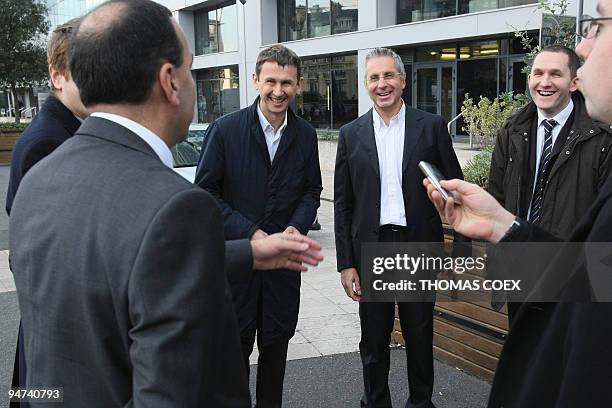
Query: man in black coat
7 18 87 215
487 45 612 324
424 5 612 405
334 47 467 408
196 44 322 407
6 19 86 399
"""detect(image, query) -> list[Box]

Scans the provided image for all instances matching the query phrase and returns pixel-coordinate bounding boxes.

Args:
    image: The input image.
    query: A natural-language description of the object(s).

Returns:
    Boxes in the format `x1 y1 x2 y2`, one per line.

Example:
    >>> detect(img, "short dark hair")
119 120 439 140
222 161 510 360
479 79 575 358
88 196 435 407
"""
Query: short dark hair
537 45 581 78
69 0 184 106
255 44 302 81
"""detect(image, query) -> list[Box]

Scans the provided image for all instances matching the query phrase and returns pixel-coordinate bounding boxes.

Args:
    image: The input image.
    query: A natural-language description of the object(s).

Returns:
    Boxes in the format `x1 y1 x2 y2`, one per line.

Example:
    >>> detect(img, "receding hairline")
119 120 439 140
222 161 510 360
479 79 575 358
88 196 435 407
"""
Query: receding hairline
78 2 128 37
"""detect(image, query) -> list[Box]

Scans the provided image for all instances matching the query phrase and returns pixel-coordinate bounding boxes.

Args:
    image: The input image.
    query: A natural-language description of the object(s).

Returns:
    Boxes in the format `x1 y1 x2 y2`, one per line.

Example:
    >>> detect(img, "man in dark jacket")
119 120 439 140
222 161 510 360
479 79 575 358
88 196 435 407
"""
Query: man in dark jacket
488 45 612 323
196 44 322 407
6 19 86 401
422 12 612 404
7 18 87 215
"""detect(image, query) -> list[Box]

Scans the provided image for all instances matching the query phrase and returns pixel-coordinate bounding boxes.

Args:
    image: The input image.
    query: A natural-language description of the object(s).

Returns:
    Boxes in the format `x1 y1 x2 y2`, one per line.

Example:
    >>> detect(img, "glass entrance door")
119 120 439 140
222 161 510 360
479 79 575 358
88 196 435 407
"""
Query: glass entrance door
413 63 456 130
508 56 527 95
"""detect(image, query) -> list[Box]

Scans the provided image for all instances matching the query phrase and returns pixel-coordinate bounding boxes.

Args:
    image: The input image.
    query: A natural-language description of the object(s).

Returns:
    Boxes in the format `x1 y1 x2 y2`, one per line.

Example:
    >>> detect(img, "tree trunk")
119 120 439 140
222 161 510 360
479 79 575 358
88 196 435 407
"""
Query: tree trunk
10 86 20 124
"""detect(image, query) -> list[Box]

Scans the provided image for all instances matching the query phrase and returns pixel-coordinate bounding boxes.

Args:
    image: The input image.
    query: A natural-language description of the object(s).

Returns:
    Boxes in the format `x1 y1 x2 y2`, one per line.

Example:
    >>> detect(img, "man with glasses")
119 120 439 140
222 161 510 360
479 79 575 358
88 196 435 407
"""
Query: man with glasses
334 47 467 408
423 4 612 406
488 45 612 324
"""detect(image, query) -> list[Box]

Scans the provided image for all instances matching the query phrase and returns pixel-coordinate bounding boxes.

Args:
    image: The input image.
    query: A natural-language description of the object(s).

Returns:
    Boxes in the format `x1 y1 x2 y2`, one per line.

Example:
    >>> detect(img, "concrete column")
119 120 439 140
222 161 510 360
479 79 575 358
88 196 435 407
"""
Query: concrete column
357 48 373 116
359 0 378 30
377 0 396 28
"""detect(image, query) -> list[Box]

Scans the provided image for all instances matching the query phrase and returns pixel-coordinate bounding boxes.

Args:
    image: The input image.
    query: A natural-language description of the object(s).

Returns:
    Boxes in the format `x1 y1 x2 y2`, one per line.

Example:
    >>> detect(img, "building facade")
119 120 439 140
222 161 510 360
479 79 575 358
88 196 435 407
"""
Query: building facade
165 0 581 134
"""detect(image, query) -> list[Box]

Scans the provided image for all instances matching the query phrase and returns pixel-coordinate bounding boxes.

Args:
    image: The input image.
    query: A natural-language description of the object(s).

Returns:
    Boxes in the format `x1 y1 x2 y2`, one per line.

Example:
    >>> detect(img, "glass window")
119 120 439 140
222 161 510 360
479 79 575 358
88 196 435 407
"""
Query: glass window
416 45 457 62
301 54 358 129
308 0 331 37
331 55 358 128
279 0 357 41
332 0 358 34
196 66 240 123
302 57 332 128
279 0 308 41
458 40 499 59
397 0 456 23
456 58 497 134
194 4 238 55
218 4 238 53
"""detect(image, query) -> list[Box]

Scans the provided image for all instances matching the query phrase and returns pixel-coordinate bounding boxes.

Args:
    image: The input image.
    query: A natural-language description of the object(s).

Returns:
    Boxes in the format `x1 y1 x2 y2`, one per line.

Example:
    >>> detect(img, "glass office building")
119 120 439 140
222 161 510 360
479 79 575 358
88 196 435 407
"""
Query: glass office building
46 0 105 28
168 0 580 132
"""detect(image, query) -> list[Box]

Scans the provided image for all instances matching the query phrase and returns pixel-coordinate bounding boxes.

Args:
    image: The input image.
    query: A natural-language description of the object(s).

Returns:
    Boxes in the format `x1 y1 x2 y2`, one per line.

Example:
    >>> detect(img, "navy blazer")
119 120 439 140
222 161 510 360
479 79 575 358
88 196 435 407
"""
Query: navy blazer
334 104 469 273
6 95 81 215
195 99 322 343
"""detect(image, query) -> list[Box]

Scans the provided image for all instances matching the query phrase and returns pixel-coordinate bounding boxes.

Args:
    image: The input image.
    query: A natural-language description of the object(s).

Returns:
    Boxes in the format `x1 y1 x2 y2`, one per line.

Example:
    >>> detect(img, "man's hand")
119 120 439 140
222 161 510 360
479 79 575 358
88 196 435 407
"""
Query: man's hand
251 232 323 271
284 225 300 235
251 229 268 240
423 178 515 243
340 268 361 301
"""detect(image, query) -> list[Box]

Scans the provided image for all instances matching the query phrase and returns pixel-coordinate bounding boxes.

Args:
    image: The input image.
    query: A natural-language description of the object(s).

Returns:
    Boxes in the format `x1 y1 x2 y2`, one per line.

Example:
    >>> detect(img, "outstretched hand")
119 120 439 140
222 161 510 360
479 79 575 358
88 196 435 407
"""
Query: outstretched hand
423 178 515 243
251 232 324 271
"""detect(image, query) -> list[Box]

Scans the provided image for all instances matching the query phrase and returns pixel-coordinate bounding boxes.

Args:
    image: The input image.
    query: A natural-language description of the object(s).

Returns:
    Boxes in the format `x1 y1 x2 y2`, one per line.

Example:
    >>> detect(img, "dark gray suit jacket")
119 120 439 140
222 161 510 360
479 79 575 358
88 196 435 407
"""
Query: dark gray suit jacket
9 117 250 407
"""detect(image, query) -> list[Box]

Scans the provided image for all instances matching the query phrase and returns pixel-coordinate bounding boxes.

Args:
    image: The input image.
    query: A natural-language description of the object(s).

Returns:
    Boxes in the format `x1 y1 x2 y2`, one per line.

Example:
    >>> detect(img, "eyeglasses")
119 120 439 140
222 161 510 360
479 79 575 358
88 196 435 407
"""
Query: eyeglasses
367 72 404 84
577 16 612 39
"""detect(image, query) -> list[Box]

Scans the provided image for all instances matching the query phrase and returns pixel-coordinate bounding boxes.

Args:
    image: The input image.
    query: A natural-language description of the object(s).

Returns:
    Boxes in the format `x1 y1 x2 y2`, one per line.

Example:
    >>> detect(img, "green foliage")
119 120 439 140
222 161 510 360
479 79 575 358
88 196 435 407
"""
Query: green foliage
317 129 339 141
514 0 577 75
0 0 49 123
460 92 527 148
463 147 493 189
0 122 28 132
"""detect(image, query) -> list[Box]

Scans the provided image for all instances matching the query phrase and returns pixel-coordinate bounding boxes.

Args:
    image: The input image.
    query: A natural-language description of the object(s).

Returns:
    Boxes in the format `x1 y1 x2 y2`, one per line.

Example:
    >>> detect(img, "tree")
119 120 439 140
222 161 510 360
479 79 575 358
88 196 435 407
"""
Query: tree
514 0 577 75
0 0 49 123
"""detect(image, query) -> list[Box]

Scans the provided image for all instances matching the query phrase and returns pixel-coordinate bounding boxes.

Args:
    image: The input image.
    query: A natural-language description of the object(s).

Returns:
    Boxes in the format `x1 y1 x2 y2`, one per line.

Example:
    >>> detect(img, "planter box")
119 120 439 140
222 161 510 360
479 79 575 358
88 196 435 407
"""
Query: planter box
0 131 22 165
391 230 508 383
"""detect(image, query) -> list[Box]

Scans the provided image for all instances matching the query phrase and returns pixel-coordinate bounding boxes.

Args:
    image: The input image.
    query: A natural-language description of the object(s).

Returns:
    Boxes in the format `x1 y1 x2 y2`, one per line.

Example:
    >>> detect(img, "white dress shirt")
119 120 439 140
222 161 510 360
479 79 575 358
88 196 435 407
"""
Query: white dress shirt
373 102 406 227
534 98 574 174
90 112 174 169
526 99 574 218
257 104 287 162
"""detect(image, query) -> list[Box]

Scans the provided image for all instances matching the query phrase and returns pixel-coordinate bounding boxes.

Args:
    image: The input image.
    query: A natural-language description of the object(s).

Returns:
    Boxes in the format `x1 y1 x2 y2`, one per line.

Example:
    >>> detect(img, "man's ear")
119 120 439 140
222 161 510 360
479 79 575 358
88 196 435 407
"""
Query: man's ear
49 66 64 91
252 72 260 91
569 76 580 93
159 62 179 105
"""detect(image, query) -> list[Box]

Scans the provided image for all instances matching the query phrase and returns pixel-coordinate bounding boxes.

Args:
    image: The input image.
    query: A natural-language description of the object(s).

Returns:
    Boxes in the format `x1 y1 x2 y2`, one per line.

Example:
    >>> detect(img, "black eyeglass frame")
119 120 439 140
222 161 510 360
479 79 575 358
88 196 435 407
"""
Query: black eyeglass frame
577 17 612 39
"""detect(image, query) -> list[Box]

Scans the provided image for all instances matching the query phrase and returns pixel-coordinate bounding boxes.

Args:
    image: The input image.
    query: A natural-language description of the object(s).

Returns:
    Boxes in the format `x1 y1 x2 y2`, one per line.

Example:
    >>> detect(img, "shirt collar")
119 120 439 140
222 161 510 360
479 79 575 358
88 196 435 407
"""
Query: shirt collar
90 112 174 169
372 100 405 134
537 98 574 129
257 103 288 134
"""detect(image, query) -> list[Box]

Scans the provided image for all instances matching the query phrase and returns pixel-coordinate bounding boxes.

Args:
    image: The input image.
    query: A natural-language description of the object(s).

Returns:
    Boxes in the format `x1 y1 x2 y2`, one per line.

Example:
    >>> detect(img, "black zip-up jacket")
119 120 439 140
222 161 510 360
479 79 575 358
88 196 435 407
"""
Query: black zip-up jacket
488 91 612 239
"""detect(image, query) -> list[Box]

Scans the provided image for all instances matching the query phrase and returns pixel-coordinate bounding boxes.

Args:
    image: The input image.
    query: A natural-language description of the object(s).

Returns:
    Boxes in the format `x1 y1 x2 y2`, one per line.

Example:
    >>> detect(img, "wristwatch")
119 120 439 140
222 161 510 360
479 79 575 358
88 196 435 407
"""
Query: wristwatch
500 217 526 242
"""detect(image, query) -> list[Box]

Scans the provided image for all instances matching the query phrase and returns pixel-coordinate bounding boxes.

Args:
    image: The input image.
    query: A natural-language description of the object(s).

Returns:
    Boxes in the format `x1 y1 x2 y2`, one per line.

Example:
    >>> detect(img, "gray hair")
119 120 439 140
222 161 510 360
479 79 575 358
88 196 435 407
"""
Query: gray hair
364 48 406 82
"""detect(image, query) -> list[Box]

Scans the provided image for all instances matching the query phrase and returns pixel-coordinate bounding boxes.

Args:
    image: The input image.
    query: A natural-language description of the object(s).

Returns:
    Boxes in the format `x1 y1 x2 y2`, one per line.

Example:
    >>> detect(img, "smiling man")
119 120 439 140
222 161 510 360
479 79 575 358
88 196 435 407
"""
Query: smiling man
334 47 468 408
488 45 612 324
195 44 322 407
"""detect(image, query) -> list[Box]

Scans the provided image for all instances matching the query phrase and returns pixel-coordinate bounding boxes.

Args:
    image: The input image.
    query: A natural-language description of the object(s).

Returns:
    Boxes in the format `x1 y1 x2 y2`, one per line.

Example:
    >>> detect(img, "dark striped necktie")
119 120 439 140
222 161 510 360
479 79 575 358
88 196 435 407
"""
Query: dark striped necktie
528 119 558 223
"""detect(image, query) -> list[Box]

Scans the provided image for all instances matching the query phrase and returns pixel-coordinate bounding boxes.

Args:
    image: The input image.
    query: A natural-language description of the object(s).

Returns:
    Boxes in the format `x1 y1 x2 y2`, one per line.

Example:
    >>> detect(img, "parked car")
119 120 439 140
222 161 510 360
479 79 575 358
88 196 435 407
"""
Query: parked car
172 123 208 182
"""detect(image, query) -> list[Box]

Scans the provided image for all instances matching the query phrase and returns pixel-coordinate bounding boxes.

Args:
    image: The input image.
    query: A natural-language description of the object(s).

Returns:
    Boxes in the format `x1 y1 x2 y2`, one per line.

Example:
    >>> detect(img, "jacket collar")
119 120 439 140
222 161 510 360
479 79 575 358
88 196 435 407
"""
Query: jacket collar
75 116 160 162
355 102 424 179
43 94 82 136
248 97 298 167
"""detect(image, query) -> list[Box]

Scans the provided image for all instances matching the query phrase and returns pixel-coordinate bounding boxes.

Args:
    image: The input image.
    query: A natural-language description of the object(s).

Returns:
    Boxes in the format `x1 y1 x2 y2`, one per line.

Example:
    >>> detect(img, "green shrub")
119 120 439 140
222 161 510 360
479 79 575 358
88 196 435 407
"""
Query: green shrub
461 92 527 149
0 122 28 132
316 129 339 141
463 147 493 189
